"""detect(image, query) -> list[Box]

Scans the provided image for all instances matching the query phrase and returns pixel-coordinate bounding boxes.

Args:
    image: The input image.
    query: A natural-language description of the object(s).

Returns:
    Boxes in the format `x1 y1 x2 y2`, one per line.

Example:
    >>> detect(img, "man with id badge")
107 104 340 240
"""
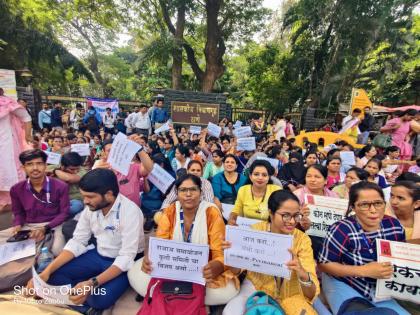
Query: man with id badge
0 149 69 256
26 168 144 313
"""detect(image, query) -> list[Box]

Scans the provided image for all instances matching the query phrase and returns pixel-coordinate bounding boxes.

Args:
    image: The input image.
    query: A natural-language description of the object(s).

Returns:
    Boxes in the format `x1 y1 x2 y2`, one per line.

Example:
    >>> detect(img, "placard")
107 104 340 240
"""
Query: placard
148 237 209 285
237 137 256 151
236 217 262 229
306 195 348 238
70 144 90 156
233 126 252 139
256 156 280 169
340 151 356 166
0 240 36 266
233 121 243 129
46 151 62 165
154 122 171 134
207 122 222 138
107 132 142 176
225 226 293 279
189 126 202 135
375 240 420 303
221 203 234 221
147 164 175 193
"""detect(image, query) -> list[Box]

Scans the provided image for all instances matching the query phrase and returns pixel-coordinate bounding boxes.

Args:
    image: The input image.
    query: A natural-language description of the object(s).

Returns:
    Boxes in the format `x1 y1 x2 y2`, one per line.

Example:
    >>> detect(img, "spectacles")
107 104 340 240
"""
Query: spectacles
356 201 386 211
275 212 303 223
178 187 200 194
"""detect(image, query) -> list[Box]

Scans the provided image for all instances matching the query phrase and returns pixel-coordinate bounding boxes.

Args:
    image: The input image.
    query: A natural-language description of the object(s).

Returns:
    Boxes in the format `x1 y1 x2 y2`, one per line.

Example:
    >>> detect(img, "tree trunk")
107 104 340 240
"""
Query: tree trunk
172 3 185 90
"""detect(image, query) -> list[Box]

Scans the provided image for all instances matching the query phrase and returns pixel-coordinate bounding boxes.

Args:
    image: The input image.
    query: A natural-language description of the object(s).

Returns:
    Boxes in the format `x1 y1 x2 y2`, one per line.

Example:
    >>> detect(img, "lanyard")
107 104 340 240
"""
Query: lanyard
180 208 195 243
354 219 382 256
27 177 51 204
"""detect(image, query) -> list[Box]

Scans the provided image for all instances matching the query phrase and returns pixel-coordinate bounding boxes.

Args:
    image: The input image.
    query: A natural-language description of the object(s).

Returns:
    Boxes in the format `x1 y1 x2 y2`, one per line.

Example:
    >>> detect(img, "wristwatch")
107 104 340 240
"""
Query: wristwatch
91 277 99 289
298 272 313 287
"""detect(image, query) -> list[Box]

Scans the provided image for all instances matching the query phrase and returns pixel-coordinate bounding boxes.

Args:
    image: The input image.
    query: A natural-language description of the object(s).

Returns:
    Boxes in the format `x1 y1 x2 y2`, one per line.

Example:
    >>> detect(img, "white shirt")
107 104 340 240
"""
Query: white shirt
103 114 115 128
69 109 81 130
125 112 137 129
133 112 151 130
64 194 144 272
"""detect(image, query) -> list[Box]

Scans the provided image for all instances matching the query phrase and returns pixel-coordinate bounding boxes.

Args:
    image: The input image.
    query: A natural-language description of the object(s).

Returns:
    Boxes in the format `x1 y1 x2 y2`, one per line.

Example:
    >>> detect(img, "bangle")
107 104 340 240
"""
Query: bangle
298 272 313 287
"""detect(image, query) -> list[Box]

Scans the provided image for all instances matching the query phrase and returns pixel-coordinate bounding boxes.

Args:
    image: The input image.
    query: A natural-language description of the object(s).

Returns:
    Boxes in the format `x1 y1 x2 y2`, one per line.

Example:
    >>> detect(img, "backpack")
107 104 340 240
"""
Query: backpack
244 291 286 315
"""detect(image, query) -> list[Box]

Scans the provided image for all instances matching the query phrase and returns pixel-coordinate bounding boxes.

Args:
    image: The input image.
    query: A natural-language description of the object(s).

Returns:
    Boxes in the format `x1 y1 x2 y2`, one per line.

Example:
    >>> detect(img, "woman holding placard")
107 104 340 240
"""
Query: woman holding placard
227 160 281 225
222 190 319 315
332 167 369 199
318 181 409 315
128 174 239 307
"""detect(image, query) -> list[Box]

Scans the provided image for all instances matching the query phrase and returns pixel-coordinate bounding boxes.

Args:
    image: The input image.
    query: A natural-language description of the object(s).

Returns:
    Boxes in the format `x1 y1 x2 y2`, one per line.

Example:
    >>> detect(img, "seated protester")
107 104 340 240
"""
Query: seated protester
356 144 377 168
332 167 369 199
325 157 346 189
237 150 254 174
3 149 69 256
387 181 420 240
303 151 319 167
227 160 281 225
141 153 175 232
203 149 224 180
212 154 247 205
27 169 144 313
47 135 67 155
381 146 404 184
161 160 215 210
128 174 239 306
364 158 388 189
223 191 319 315
171 145 191 172
278 152 306 192
52 152 87 216
318 181 409 315
92 136 154 207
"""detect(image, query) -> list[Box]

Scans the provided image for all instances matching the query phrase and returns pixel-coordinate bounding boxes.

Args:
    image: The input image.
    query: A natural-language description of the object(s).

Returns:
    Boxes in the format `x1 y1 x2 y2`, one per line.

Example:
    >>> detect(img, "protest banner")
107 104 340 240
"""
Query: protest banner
340 151 356 166
70 143 90 156
147 164 175 193
86 97 119 119
0 240 35 266
0 69 17 99
375 240 420 303
149 237 209 285
46 151 61 165
154 122 170 134
107 132 142 176
221 203 234 221
189 125 202 135
207 122 222 138
256 156 280 169
233 126 252 139
237 137 256 151
236 217 262 229
306 195 348 238
225 226 293 279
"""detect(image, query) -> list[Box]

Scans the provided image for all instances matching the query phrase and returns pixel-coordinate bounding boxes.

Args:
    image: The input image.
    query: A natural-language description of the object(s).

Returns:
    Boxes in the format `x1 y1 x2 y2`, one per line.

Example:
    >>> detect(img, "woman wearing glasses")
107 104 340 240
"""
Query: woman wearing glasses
228 160 281 225
318 181 409 315
128 174 239 306
223 190 319 315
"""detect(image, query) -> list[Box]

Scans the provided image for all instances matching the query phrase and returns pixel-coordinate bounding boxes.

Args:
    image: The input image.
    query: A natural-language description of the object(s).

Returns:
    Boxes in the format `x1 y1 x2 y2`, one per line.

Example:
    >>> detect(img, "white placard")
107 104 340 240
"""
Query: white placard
375 240 420 303
70 144 90 156
149 237 209 285
233 121 243 129
107 132 142 176
207 122 222 138
147 164 176 193
236 217 262 229
32 267 76 305
256 156 280 169
154 122 171 134
237 137 256 151
233 126 252 139
189 126 202 135
225 226 293 278
340 151 356 166
0 69 17 99
221 203 234 221
46 151 61 165
0 239 36 266
306 195 348 238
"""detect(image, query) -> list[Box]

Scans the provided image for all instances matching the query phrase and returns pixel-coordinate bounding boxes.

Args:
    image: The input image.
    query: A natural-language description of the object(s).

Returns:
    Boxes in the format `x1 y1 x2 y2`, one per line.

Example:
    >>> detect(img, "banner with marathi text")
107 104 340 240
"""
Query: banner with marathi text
86 97 119 119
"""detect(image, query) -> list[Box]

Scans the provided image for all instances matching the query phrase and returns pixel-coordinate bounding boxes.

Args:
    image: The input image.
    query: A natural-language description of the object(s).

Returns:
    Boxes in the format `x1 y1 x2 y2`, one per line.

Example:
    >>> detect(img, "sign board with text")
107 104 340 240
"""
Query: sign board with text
171 101 220 125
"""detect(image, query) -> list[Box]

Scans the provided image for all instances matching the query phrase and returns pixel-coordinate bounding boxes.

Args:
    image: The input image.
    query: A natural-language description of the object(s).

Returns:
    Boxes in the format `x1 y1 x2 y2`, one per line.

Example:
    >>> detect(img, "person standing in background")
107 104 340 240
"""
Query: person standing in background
70 103 83 131
151 98 169 130
133 104 151 137
358 106 375 144
38 103 52 130
50 101 63 129
103 107 116 135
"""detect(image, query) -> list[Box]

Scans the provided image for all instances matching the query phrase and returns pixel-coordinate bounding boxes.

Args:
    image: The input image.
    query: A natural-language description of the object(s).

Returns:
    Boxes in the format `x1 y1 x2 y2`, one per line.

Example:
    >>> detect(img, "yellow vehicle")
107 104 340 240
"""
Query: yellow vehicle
294 130 364 150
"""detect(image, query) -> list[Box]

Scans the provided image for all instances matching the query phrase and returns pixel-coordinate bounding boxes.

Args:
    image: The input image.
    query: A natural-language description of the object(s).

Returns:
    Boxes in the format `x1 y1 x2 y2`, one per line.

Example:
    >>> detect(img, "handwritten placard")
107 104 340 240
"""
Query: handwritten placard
306 195 348 238
233 126 252 139
236 217 262 229
71 143 90 156
225 226 293 279
237 137 256 151
46 151 61 165
107 132 142 176
340 151 356 166
0 240 36 266
147 164 175 193
207 122 222 138
189 125 202 135
233 121 243 129
148 237 209 285
375 240 420 303
154 122 170 134
221 203 234 221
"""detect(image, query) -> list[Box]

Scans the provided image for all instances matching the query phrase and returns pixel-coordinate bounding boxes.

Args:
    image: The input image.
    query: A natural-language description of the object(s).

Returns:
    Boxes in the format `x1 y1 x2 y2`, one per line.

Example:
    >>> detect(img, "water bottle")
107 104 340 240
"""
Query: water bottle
36 247 53 273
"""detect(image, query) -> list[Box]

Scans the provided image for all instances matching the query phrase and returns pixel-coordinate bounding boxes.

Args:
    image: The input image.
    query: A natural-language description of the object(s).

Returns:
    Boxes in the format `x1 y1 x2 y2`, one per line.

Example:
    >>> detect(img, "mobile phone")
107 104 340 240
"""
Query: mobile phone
6 230 31 242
